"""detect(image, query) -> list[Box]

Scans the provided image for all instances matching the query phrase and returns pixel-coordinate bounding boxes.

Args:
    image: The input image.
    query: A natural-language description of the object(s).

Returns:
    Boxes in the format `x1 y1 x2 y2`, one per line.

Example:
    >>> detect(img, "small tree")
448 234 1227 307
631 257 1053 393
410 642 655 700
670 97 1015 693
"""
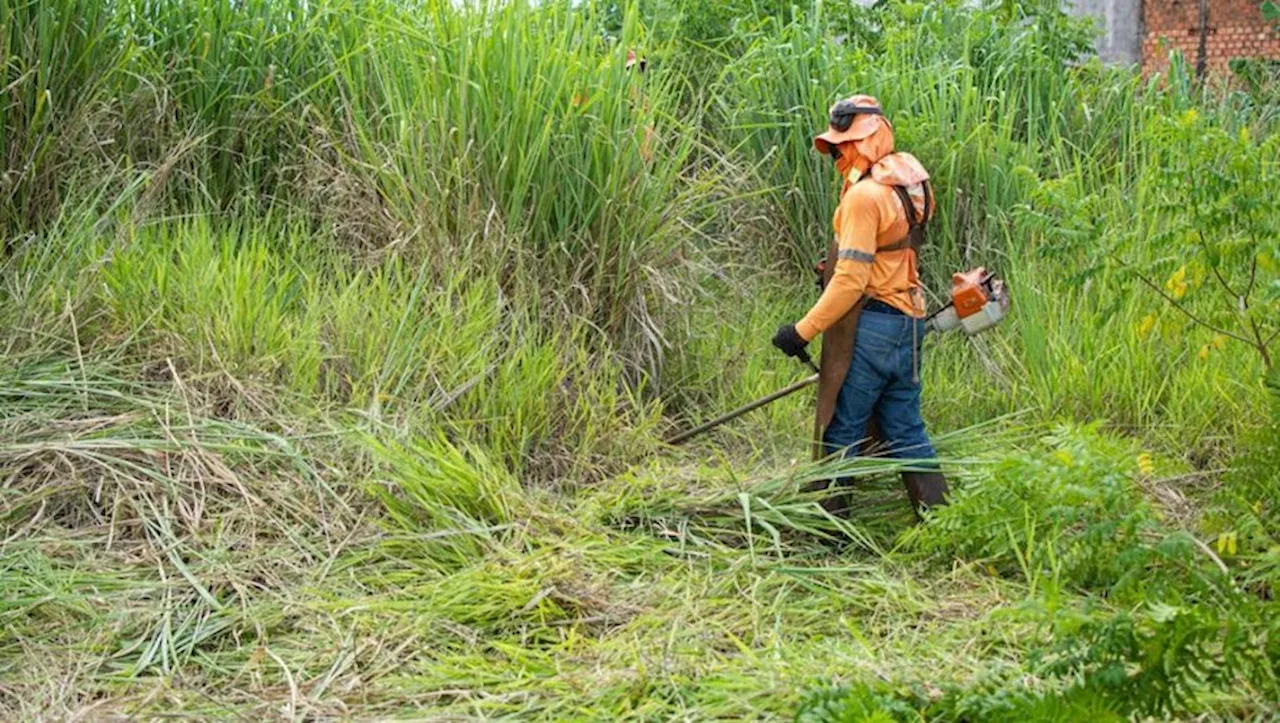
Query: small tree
1027 109 1279 378
1133 111 1279 373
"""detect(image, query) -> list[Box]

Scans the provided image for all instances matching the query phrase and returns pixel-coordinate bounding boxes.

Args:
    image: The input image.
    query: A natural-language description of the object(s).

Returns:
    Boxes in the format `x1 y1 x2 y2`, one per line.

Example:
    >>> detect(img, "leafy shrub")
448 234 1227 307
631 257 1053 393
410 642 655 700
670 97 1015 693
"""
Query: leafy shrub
794 682 918 723
1031 595 1277 718
807 410 1279 720
1203 394 1280 599
1029 106 1280 374
793 676 1125 723
796 590 1276 721
903 425 1159 591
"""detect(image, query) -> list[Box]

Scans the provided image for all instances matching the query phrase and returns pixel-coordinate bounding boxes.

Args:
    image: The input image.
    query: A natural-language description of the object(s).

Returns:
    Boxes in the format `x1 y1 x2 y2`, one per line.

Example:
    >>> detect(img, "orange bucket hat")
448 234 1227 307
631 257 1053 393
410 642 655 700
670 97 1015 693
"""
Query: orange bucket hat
625 49 647 73
813 95 892 155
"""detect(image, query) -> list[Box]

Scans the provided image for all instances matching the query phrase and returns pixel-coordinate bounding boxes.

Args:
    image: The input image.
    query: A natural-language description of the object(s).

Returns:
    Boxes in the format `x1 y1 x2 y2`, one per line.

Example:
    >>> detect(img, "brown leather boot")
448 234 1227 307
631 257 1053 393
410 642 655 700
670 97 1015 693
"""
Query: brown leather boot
806 478 854 517
809 420 883 518
901 470 949 520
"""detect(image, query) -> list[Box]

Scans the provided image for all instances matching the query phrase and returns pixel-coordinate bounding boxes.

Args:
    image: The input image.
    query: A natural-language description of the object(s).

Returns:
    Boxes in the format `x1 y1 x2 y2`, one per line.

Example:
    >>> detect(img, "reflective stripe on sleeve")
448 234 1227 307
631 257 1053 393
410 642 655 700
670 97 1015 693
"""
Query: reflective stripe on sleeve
837 249 875 263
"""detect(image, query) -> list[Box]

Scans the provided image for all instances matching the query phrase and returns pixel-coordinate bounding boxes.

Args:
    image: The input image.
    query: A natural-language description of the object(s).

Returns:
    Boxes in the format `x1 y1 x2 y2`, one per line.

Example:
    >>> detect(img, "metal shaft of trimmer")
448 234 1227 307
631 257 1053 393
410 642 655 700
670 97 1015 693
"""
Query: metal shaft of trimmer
663 350 819 446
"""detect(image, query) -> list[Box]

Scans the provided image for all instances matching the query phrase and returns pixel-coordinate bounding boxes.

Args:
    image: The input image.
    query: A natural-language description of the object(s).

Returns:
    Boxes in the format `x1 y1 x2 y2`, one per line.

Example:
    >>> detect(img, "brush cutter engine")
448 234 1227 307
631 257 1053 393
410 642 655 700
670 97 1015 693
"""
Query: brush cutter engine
929 267 1009 335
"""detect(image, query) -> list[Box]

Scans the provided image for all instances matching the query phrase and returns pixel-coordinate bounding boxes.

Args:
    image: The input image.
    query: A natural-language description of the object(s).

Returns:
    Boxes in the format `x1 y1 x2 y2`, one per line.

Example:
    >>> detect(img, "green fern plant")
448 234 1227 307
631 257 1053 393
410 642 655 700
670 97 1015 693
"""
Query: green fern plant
793 683 918 723
902 424 1159 592
1034 594 1275 717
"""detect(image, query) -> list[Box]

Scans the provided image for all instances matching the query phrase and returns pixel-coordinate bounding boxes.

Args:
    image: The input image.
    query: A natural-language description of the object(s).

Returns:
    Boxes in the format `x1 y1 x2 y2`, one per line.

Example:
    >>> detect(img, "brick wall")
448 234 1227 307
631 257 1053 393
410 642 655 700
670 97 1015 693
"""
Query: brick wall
1143 0 1280 73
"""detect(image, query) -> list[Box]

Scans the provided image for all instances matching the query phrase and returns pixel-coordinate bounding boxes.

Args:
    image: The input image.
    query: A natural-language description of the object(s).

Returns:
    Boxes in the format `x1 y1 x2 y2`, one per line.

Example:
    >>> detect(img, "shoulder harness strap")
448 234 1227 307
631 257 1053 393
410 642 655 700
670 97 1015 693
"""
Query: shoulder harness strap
878 179 931 254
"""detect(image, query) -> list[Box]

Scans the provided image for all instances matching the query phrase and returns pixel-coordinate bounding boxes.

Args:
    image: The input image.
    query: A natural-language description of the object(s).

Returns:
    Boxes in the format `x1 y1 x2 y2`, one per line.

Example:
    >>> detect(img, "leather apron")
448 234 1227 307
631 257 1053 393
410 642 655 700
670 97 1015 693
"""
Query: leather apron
811 235 885 461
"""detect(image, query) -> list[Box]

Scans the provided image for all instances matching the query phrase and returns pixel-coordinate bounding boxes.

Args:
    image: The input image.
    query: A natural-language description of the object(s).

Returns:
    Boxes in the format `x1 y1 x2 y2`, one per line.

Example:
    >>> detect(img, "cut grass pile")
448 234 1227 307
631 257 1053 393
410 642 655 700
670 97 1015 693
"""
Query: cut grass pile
2 357 1274 718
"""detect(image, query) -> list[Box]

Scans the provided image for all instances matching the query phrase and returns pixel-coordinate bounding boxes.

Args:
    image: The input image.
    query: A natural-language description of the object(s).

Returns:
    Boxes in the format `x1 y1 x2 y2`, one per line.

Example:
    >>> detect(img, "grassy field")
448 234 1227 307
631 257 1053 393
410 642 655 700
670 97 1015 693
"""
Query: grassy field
1 0 1277 719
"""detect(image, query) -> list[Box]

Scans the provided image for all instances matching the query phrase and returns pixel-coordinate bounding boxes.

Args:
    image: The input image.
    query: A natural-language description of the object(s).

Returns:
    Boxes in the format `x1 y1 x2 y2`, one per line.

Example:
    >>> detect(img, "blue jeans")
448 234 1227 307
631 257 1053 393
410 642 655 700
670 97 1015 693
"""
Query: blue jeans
823 309 937 461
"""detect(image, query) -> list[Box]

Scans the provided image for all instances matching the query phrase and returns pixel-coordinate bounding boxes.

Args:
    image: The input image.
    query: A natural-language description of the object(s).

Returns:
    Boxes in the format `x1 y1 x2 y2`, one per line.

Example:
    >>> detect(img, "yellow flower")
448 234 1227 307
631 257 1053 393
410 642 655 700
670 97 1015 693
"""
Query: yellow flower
1136 314 1157 340
1216 531 1238 556
1211 334 1229 350
1165 265 1189 300
1197 345 1210 361
1137 453 1155 476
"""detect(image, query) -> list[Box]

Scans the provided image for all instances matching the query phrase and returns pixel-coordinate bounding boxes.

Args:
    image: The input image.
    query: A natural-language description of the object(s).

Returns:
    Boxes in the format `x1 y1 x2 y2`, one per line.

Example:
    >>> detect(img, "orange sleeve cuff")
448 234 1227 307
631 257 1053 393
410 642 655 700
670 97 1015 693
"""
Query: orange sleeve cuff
796 318 820 342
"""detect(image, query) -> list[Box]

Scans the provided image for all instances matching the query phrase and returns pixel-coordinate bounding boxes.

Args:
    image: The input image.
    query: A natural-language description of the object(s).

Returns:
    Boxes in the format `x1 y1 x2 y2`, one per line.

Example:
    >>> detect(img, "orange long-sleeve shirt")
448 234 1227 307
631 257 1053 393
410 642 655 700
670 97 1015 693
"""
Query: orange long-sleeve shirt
795 177 927 341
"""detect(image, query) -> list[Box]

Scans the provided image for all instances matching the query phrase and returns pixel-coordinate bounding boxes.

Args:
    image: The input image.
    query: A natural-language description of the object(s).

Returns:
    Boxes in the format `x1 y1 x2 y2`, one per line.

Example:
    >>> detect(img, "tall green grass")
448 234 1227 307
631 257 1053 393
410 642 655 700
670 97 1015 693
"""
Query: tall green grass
2 213 662 476
2 0 698 368
332 2 699 360
0 0 134 233
4 0 1272 435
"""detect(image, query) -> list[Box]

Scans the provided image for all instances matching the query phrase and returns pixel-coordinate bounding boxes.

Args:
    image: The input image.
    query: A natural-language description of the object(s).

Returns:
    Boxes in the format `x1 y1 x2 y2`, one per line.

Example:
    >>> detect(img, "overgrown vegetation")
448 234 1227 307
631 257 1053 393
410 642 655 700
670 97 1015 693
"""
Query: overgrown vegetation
1 0 1276 718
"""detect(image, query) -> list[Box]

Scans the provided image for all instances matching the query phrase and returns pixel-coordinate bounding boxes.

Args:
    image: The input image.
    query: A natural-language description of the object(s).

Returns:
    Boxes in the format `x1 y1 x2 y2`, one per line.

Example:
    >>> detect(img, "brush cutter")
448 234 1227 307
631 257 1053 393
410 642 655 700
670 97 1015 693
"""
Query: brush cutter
663 268 1007 446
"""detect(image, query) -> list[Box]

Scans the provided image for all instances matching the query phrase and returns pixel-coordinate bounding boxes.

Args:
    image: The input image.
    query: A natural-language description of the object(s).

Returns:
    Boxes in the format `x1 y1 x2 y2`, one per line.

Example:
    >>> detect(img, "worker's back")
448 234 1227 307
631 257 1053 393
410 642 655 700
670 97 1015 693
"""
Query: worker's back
832 151 934 318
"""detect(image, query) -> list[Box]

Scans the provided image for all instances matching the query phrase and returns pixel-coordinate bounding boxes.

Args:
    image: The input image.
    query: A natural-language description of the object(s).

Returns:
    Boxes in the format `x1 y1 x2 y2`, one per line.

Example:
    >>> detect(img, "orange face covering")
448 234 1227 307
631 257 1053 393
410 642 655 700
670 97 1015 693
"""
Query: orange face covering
833 146 865 178
834 122 895 182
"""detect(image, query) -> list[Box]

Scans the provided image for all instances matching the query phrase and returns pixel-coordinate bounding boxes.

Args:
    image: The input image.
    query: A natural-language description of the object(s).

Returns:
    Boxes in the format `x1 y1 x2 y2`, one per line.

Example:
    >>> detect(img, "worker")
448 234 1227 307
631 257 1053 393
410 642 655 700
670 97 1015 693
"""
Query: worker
572 49 652 161
624 48 647 73
625 49 654 162
770 95 949 518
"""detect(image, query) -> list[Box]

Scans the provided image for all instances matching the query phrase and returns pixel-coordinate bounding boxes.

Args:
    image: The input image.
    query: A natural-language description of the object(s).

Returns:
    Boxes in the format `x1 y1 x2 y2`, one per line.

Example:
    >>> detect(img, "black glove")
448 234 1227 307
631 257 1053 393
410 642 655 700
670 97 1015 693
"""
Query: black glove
772 324 809 358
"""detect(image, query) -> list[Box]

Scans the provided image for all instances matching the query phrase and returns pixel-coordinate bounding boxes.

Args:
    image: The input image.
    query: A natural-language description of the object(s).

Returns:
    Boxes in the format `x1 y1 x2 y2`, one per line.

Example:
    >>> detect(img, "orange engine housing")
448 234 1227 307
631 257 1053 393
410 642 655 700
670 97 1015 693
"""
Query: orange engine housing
950 268 989 319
